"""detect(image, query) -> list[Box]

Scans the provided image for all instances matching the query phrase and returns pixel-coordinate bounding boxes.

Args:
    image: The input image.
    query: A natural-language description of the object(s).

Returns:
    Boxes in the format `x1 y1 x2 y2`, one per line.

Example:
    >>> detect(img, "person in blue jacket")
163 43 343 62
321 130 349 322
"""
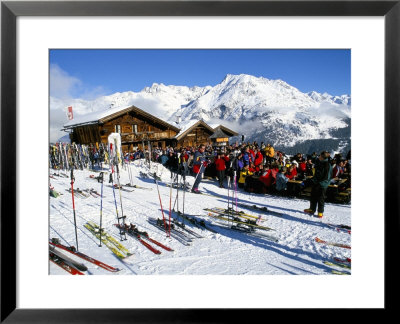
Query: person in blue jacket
242 146 252 167
304 151 332 218
275 167 289 194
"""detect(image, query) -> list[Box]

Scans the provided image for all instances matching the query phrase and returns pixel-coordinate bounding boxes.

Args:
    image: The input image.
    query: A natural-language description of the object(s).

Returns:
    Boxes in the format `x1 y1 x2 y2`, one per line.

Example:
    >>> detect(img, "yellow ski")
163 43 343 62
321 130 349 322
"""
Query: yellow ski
87 221 131 255
84 224 128 259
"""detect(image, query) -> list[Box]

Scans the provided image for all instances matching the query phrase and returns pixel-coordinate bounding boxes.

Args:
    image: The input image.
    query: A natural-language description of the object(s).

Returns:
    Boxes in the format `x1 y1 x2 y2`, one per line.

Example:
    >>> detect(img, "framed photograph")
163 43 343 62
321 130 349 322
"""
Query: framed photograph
1 0 399 322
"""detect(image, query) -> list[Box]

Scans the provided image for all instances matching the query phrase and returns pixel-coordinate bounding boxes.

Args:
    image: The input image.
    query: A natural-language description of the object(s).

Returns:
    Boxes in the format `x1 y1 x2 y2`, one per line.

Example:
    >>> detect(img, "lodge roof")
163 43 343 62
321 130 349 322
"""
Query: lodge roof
209 127 230 139
208 124 239 137
174 120 215 141
215 125 238 137
63 105 180 132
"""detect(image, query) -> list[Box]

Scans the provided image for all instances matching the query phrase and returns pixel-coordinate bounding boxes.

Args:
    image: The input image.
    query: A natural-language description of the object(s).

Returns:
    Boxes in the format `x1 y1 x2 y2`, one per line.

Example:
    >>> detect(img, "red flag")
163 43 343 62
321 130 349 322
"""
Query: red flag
67 106 73 120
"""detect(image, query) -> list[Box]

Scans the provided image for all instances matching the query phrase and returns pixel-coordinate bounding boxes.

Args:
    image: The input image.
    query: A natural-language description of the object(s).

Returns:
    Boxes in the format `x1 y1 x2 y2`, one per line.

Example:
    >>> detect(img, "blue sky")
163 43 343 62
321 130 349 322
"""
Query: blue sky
49 49 350 99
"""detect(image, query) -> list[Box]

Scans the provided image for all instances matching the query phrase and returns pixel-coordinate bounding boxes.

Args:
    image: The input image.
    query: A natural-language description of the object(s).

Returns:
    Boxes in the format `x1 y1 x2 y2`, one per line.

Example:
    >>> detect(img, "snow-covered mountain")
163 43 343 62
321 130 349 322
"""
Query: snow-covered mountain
51 73 351 154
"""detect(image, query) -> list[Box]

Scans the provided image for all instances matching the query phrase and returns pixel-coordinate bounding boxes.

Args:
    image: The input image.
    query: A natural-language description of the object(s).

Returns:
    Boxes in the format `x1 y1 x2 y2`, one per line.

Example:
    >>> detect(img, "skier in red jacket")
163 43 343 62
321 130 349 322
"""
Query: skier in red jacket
254 148 264 172
259 165 273 191
286 164 298 180
214 152 227 188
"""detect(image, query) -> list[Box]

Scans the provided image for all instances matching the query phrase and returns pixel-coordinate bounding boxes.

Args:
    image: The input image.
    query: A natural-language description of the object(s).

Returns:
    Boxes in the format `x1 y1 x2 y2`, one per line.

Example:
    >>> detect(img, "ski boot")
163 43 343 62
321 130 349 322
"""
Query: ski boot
304 208 315 215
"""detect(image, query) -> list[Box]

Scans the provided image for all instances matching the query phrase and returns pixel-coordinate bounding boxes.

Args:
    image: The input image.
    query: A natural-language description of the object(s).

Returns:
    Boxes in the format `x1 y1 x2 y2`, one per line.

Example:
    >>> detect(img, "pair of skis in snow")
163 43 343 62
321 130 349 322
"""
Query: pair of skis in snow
173 210 218 234
147 218 193 246
49 245 86 275
114 223 173 255
49 238 120 274
236 203 283 217
84 221 132 259
202 207 279 242
204 207 274 232
325 223 351 235
325 257 351 275
315 237 351 249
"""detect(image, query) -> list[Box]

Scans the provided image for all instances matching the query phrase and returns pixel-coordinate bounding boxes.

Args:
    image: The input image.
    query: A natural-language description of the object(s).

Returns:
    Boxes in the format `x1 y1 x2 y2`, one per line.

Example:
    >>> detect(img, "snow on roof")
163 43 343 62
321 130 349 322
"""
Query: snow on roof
173 119 200 139
209 128 229 139
63 105 180 132
173 120 239 140
208 123 239 136
208 123 220 130
63 105 130 128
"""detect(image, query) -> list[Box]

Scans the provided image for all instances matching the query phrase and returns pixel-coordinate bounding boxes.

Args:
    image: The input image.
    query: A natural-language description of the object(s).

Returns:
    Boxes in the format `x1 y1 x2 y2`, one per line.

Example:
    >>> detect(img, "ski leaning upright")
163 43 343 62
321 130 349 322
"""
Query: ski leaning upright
108 134 127 242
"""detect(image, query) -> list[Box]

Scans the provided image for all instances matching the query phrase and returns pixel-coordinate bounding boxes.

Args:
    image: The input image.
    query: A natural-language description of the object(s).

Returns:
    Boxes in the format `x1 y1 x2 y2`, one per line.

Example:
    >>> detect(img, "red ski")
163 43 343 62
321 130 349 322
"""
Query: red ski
137 237 162 254
49 252 84 275
325 223 351 234
50 239 120 272
333 257 351 264
115 224 161 254
315 237 351 249
144 236 174 252
115 223 173 252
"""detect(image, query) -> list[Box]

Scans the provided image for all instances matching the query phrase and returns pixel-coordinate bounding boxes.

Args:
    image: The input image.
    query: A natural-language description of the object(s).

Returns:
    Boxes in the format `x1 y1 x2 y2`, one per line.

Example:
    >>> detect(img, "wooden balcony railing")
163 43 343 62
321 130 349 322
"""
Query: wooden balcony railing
121 131 171 142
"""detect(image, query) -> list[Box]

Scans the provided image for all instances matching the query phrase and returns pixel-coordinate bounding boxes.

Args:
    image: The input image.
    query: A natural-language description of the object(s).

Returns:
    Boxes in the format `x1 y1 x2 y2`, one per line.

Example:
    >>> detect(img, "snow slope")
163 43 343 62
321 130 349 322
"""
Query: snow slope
49 160 351 276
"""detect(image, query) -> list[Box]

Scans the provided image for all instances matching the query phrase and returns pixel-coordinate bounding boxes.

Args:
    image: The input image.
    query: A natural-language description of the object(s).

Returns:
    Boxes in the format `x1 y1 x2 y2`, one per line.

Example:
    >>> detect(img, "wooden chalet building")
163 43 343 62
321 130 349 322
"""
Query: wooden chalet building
173 120 215 148
209 125 238 147
209 128 231 147
63 105 238 150
62 105 180 151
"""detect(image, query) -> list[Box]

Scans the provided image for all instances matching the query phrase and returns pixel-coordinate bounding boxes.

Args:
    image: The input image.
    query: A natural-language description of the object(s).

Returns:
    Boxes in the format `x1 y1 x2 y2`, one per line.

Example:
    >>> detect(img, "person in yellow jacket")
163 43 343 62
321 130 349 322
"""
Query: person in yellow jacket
238 164 253 188
264 143 275 164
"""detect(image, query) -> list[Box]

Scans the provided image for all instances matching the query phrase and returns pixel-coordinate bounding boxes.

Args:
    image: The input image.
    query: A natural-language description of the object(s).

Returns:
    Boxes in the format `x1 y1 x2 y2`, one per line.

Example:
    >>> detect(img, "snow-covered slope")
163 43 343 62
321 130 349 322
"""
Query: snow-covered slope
51 74 351 153
49 160 351 276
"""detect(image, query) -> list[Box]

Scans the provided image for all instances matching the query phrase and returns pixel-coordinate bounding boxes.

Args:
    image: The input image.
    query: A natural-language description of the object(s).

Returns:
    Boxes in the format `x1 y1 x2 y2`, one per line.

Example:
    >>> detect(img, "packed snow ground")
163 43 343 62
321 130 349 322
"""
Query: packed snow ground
49 160 351 275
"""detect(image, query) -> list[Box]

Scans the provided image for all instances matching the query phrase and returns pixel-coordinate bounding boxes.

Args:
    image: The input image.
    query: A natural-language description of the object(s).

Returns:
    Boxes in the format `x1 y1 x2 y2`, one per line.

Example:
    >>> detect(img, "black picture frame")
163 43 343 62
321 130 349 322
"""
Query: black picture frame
1 0 399 322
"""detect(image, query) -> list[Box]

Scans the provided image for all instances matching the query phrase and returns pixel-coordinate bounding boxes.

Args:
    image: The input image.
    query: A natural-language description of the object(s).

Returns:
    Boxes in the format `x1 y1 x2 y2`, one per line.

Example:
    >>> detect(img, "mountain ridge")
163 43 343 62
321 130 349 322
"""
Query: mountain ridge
51 73 351 154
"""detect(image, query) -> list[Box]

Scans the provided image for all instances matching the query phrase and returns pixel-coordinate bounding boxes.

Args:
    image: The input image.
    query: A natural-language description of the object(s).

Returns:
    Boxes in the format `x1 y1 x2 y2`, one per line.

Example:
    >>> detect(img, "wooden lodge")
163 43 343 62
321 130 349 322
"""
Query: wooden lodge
174 120 215 148
210 128 231 147
209 125 238 147
63 105 238 151
63 105 180 151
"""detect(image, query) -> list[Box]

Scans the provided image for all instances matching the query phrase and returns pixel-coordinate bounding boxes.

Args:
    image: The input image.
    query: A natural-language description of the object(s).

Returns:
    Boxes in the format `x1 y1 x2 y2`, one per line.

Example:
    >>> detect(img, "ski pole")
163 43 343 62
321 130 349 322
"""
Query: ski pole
191 163 204 191
115 163 125 222
227 175 231 211
168 171 173 237
70 167 79 251
234 170 238 212
175 172 180 222
154 173 168 236
182 172 186 226
99 165 104 247
109 143 126 241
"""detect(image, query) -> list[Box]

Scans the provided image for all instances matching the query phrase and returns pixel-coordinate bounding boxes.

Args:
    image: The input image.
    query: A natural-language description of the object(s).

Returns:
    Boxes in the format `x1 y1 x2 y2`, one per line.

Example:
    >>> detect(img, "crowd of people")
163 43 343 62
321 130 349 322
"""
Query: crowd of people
122 141 351 211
